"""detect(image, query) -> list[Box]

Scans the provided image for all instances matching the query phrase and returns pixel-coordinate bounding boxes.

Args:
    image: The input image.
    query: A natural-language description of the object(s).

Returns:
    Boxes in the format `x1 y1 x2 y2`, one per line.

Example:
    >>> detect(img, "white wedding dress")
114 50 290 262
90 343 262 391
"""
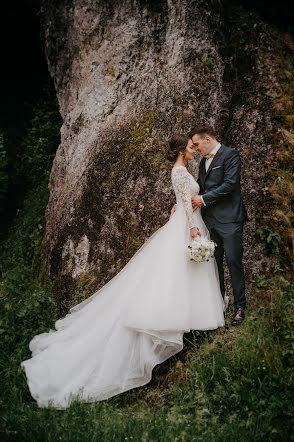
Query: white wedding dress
21 166 225 409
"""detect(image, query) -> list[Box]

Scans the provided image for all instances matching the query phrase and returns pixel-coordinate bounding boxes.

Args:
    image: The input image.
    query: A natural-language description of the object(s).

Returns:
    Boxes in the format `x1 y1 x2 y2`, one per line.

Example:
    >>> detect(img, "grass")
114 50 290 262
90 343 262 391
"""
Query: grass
0 177 294 441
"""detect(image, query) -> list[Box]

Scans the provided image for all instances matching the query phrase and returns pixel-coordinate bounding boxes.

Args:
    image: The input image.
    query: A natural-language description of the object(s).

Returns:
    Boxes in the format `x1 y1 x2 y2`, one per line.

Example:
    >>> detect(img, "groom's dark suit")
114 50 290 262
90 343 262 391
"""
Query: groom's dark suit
197 144 247 310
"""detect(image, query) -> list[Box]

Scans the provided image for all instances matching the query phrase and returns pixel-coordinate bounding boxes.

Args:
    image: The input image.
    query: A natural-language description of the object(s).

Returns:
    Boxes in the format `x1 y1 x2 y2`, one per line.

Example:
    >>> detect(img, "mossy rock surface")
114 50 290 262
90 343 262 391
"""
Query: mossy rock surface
39 0 293 315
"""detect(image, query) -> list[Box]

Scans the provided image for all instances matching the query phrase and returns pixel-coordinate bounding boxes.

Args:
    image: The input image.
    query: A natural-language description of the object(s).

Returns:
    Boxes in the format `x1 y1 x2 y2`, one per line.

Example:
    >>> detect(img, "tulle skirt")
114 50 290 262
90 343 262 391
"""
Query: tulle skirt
21 207 225 409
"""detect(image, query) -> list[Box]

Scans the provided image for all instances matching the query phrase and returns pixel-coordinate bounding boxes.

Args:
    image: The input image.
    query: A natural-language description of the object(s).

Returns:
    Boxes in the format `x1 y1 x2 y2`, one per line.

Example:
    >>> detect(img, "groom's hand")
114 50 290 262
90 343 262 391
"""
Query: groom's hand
190 227 201 238
170 204 177 219
191 196 204 212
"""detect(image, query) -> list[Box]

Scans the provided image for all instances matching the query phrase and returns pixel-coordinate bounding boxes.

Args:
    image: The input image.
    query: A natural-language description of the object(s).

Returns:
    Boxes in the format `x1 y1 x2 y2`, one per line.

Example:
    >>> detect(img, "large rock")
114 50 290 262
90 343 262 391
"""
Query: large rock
39 0 287 314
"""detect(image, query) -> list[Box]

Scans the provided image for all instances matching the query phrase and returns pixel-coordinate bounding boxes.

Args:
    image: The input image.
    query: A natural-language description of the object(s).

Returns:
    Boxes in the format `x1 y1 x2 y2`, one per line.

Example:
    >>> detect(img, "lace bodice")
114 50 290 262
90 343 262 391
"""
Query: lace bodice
171 166 200 230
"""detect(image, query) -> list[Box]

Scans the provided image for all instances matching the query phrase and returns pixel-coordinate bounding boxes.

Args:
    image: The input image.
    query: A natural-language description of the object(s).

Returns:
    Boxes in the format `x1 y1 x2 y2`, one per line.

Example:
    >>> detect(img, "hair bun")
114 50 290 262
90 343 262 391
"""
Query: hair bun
167 150 178 161
167 134 190 163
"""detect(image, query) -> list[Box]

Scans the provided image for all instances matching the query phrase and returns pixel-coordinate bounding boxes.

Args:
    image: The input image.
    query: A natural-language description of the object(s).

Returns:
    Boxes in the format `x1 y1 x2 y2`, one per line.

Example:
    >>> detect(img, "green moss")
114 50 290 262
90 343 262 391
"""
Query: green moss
205 56 214 70
107 112 169 187
108 112 157 184
169 91 190 106
72 270 100 306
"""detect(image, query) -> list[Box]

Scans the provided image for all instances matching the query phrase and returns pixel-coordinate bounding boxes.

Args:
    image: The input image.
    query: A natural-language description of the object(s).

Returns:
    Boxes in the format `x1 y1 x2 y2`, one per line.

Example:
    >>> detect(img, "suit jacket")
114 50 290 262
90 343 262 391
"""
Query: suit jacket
197 144 248 224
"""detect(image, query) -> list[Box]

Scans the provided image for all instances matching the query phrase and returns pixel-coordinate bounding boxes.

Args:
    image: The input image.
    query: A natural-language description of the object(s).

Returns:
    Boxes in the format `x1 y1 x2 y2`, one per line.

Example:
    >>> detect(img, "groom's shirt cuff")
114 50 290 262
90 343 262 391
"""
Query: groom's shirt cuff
201 196 206 206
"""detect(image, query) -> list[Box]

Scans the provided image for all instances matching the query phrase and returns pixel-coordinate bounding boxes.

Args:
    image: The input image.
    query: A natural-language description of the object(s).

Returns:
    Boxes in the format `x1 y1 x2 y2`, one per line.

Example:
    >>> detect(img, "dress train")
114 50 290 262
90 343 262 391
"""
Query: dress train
21 166 225 408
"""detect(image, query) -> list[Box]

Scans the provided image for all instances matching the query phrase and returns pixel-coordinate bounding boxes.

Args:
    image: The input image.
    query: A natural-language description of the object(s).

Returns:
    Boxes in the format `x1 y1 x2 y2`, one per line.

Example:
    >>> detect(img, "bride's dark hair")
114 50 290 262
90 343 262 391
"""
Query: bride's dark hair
167 134 190 162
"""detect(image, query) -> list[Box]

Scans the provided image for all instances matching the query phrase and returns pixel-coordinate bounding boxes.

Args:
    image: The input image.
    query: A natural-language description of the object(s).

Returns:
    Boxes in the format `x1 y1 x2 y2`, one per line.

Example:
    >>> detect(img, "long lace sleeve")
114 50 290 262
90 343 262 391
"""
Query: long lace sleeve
172 167 197 230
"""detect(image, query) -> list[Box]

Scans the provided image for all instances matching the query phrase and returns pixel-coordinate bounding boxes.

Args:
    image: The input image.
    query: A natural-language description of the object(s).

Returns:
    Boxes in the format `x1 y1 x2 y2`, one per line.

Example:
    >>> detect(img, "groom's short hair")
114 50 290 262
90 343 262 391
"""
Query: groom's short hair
189 124 216 139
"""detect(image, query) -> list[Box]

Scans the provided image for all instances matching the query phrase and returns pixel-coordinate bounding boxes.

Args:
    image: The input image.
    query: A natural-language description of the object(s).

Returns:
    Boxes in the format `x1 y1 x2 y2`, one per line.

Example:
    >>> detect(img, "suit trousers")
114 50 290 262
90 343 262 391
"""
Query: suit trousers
203 218 246 310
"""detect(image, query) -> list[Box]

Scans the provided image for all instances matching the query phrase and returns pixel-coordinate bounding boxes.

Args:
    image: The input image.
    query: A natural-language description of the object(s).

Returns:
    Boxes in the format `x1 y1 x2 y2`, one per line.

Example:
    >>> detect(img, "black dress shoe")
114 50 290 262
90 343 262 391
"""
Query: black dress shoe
231 308 245 326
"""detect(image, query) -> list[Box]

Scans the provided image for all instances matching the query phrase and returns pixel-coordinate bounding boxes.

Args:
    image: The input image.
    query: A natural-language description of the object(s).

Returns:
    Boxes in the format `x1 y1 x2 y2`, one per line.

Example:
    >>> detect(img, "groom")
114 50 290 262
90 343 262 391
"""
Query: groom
189 124 247 325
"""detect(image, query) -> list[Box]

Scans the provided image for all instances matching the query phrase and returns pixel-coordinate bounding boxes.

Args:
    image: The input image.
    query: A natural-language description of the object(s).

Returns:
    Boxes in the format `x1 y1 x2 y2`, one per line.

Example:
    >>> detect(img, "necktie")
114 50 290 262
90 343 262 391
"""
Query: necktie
205 153 215 159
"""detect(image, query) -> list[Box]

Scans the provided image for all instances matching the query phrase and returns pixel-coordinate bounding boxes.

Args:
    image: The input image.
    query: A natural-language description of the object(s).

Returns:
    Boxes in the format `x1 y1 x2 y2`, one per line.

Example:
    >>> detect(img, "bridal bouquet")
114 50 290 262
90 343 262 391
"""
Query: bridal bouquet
188 237 216 263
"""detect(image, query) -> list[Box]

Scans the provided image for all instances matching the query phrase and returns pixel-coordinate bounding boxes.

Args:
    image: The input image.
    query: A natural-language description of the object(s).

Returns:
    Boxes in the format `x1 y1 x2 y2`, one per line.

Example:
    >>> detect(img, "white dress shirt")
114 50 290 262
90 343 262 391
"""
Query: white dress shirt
205 143 221 171
201 143 221 206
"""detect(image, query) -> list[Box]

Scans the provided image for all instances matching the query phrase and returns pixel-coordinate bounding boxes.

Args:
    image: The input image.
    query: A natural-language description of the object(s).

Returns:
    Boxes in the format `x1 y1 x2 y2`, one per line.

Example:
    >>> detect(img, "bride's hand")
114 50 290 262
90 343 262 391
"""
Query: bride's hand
190 227 201 239
169 204 177 219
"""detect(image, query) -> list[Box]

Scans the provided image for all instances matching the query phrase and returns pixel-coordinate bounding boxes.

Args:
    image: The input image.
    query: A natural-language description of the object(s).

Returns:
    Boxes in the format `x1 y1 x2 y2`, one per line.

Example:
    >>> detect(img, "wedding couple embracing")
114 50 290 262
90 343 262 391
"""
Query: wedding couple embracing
21 124 247 409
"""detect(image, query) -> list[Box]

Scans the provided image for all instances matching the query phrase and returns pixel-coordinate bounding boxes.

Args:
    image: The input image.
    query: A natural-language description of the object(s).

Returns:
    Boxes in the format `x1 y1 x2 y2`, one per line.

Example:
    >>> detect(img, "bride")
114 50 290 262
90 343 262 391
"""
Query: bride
21 134 225 409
